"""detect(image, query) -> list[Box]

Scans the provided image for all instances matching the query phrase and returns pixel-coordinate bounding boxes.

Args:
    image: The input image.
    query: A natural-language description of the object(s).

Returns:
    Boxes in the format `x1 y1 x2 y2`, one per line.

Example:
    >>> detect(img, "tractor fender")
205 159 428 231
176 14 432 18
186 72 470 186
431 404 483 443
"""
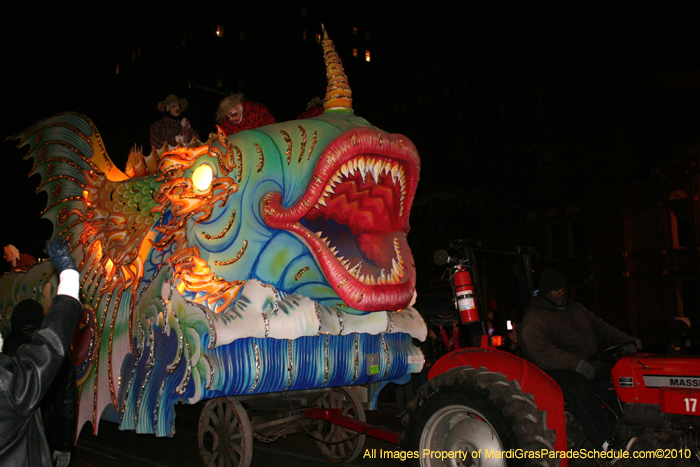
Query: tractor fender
429 347 568 457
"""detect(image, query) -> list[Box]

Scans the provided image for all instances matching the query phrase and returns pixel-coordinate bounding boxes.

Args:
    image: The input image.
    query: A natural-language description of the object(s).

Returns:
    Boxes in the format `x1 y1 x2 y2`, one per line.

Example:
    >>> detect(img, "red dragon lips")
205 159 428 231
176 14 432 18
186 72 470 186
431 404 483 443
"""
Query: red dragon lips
262 127 420 312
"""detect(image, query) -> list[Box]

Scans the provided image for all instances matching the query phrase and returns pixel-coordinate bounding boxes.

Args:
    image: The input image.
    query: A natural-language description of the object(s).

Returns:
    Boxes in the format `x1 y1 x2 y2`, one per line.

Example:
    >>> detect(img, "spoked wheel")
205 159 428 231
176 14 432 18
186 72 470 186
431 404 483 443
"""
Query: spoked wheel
198 397 253 467
312 386 366 463
401 367 558 467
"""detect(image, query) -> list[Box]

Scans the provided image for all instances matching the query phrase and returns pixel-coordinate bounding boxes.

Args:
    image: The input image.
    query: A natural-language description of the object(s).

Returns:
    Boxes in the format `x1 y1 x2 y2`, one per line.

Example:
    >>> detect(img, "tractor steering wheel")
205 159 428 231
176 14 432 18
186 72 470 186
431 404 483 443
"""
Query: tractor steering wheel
589 341 639 363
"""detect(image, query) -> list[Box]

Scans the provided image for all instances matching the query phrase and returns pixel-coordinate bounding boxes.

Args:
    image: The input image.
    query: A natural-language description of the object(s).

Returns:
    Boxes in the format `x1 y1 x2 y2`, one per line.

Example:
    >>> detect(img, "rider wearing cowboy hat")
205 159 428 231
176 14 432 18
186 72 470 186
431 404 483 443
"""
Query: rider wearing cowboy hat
149 94 200 150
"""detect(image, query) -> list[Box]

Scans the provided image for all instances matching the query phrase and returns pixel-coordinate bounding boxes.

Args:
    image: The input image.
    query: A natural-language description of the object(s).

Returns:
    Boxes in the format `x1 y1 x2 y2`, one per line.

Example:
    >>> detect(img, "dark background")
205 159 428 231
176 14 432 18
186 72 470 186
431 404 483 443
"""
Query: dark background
2 1 699 288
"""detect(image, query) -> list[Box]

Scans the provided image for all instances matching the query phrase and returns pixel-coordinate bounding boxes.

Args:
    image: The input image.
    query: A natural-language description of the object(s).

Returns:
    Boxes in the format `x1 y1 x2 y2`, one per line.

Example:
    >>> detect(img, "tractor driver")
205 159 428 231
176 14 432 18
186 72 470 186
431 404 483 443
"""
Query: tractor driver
520 269 641 452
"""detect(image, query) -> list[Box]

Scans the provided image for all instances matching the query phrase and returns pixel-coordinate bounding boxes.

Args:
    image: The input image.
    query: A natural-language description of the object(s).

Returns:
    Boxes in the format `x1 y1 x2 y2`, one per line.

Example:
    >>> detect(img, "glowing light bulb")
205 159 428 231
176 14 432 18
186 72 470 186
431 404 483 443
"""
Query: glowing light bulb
192 164 213 191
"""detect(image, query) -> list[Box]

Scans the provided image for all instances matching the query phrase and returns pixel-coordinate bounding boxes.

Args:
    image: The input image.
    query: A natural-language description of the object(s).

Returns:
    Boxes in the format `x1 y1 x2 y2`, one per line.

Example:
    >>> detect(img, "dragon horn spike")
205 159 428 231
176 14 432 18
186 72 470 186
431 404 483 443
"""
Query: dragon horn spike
322 28 353 112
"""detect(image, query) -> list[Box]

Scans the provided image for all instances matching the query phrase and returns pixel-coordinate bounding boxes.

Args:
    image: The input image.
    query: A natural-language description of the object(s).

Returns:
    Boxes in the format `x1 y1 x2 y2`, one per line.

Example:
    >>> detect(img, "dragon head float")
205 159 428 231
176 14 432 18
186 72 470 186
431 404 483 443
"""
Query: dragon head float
1 30 424 437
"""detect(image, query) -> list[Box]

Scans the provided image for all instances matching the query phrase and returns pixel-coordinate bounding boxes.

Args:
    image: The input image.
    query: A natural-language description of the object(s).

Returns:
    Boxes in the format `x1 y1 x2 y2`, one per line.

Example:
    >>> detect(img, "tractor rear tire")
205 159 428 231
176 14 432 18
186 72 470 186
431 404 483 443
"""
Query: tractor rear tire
400 366 558 467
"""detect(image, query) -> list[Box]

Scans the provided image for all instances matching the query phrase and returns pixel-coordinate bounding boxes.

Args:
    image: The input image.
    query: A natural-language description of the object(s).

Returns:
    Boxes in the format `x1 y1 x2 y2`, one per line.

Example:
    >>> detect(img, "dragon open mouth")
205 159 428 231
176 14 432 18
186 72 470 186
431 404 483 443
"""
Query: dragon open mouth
262 127 420 311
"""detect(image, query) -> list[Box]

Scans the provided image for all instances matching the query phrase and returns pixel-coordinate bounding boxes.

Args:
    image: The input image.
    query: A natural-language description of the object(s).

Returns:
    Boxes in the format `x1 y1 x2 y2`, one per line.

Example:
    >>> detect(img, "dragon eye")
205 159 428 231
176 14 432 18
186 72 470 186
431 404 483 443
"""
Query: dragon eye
192 164 213 191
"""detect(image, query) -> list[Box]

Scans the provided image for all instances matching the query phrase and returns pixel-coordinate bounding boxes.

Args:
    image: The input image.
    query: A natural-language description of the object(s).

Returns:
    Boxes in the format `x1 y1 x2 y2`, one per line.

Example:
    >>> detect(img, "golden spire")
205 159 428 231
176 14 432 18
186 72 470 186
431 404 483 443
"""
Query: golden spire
322 27 353 112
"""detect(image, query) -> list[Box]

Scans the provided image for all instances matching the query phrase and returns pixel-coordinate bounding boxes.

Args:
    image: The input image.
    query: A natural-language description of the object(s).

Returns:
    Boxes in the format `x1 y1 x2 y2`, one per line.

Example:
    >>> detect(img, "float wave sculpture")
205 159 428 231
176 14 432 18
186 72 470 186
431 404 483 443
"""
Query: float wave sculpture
0 31 425 437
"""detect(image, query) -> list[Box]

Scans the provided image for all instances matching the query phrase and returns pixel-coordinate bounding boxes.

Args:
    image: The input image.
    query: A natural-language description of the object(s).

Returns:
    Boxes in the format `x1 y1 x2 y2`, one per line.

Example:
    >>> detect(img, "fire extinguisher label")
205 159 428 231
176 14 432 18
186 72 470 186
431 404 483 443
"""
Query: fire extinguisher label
457 295 475 311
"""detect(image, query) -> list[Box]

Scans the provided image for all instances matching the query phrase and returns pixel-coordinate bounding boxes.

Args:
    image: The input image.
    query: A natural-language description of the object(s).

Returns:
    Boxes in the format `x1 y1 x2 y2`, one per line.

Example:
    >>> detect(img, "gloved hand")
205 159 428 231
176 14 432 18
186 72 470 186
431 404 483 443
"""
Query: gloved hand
46 238 77 273
575 359 596 380
53 451 71 467
622 338 642 355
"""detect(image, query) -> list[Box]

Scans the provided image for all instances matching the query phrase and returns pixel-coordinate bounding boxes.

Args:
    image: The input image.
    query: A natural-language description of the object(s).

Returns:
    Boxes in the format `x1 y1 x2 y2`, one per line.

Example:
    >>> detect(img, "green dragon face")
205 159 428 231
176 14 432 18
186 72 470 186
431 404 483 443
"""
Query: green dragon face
149 112 419 313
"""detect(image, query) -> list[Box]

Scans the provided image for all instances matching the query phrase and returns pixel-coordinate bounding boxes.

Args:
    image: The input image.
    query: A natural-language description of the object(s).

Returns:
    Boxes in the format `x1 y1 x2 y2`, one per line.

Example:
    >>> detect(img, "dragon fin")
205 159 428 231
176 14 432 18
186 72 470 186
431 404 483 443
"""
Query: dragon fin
8 112 127 263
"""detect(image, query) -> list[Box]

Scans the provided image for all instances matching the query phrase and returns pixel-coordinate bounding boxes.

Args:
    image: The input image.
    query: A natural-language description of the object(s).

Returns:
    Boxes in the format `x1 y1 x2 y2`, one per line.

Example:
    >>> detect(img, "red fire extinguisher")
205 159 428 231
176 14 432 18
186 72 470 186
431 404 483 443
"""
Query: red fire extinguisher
453 268 479 324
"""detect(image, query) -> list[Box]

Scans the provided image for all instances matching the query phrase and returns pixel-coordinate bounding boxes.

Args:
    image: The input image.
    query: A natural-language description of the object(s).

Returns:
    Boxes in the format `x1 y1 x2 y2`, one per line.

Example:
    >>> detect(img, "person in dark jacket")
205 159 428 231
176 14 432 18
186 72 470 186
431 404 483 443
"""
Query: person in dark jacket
3 300 45 357
520 269 641 452
3 299 76 467
0 239 82 467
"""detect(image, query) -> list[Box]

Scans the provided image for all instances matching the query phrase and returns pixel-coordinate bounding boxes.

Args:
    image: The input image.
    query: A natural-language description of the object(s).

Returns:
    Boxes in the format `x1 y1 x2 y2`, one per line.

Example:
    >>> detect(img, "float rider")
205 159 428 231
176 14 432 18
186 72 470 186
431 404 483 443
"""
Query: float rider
149 94 200 150
4 244 36 273
215 93 276 136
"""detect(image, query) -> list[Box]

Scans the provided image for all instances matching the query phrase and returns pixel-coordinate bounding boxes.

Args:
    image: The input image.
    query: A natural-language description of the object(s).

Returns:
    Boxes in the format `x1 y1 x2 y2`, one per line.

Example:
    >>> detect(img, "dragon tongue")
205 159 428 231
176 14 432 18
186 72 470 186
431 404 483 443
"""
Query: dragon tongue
356 232 396 270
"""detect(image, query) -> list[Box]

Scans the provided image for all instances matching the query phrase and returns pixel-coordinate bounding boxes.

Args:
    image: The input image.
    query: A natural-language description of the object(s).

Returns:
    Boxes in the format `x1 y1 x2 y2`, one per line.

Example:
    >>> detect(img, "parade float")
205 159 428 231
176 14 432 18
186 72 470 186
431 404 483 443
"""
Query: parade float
1 30 425 466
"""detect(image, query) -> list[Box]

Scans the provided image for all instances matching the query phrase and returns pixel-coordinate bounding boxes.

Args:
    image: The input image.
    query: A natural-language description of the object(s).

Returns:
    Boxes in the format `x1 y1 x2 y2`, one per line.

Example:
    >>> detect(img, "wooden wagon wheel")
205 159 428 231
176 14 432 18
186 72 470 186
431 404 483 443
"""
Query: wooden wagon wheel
312 386 366 463
198 397 253 467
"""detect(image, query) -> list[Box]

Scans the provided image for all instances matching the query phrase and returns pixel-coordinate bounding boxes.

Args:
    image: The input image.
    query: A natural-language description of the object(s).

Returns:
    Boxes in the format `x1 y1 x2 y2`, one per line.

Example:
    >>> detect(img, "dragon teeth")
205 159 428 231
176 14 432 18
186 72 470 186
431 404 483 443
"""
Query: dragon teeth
357 157 366 173
350 261 362 277
369 164 379 185
391 258 405 277
390 165 399 186
314 155 409 210
381 161 390 175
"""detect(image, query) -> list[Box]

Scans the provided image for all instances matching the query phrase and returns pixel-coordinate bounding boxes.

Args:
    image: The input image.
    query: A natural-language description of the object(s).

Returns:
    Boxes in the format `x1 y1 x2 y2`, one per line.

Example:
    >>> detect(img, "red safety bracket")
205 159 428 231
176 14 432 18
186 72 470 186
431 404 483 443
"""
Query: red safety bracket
299 408 401 445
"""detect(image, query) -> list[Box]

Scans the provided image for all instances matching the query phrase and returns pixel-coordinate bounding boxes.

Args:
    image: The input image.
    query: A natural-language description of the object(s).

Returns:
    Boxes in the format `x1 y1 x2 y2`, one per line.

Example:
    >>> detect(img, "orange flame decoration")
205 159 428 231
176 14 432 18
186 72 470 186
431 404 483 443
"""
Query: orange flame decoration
152 146 242 311
166 247 244 311
76 143 241 351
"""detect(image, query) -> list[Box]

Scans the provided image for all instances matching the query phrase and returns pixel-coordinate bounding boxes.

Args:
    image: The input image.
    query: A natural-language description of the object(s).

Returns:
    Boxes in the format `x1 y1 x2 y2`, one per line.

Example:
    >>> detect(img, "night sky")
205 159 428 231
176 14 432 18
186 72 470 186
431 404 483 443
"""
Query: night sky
1 1 699 269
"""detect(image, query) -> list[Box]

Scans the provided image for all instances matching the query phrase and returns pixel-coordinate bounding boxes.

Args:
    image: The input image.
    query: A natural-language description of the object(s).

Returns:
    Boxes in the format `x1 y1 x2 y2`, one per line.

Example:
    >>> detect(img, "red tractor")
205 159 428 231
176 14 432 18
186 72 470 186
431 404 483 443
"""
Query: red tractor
400 239 700 466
